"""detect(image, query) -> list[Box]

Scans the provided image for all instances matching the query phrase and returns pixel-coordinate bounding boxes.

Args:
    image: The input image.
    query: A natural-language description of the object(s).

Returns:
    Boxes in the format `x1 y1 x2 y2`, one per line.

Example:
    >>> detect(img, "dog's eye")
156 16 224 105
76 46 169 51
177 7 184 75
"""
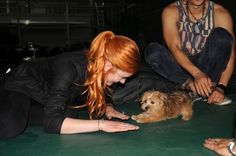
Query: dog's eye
144 100 147 103
151 101 155 104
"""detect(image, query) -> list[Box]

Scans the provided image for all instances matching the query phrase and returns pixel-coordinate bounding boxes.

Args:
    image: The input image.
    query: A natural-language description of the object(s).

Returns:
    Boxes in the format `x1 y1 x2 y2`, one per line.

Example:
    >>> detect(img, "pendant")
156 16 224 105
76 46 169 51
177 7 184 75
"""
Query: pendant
193 20 204 34
193 22 201 34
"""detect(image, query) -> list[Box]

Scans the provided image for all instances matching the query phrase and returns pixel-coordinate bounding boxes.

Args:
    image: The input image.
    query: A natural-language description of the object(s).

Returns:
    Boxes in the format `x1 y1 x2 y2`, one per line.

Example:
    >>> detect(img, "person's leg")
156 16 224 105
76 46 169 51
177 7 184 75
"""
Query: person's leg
0 84 31 138
28 99 44 126
144 42 191 86
193 27 233 83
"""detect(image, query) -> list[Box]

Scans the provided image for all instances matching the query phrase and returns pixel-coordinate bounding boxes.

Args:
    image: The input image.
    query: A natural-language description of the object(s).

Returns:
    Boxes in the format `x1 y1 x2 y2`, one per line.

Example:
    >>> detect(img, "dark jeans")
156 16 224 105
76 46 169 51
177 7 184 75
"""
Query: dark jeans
144 27 233 86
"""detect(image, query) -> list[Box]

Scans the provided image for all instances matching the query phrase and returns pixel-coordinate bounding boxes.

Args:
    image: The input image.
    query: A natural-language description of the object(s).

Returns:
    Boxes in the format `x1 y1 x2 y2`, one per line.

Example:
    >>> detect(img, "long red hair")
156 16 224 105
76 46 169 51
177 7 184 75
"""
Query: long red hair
84 31 140 118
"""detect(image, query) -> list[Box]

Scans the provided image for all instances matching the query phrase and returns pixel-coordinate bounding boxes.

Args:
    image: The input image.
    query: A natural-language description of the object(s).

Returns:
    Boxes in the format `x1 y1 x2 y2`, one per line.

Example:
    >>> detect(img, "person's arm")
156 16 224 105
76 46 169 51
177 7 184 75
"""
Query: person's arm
44 60 139 134
61 90 138 133
61 118 139 134
214 5 235 87
162 5 212 96
162 5 201 76
61 96 137 134
43 61 78 133
208 5 235 103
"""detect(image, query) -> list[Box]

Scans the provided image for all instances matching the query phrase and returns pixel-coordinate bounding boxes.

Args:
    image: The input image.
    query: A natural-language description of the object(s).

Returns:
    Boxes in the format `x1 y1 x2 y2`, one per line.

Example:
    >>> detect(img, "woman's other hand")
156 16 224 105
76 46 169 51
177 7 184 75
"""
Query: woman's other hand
105 105 129 120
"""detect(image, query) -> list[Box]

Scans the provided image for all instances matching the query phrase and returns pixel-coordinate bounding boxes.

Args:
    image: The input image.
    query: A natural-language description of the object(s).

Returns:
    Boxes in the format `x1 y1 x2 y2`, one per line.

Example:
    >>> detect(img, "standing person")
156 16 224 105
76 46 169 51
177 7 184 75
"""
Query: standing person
145 0 235 105
0 31 141 138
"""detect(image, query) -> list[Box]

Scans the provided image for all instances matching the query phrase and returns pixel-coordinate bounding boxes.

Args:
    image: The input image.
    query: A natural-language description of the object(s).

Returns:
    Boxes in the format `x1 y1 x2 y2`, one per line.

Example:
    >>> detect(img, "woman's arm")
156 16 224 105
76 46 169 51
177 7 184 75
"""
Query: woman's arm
61 118 139 134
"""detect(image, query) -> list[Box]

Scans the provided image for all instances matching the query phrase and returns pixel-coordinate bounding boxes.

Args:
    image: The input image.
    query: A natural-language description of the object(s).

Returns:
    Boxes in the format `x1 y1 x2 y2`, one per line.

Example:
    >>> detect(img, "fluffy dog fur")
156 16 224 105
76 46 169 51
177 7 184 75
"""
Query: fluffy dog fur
131 90 193 123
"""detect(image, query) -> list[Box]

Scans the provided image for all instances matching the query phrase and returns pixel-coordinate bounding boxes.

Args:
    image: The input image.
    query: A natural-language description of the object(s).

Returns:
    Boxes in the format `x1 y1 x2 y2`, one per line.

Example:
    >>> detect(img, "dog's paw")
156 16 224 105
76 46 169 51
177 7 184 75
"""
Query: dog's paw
135 119 144 123
131 115 137 120
131 115 145 123
182 116 192 121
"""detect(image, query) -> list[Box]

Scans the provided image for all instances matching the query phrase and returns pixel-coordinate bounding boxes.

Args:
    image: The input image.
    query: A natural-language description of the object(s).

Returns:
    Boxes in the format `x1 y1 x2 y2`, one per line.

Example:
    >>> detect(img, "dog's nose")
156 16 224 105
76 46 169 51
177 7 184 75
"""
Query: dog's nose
141 105 147 110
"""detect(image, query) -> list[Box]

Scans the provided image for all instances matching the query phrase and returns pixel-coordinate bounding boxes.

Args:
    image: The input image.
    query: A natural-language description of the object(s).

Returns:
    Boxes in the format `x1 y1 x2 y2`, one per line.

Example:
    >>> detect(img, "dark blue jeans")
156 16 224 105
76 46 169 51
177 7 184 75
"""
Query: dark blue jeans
144 27 233 86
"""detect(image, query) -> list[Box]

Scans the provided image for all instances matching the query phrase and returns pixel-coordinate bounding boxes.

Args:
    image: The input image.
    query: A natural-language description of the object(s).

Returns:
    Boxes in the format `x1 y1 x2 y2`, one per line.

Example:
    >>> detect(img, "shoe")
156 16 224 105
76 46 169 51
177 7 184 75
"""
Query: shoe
188 92 202 103
213 96 232 105
188 92 232 105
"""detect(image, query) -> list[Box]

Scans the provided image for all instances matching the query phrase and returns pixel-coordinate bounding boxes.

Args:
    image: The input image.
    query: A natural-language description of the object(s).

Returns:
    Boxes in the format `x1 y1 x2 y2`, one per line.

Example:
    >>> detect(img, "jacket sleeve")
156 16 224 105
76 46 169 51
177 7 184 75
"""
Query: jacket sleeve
105 88 113 105
43 61 78 133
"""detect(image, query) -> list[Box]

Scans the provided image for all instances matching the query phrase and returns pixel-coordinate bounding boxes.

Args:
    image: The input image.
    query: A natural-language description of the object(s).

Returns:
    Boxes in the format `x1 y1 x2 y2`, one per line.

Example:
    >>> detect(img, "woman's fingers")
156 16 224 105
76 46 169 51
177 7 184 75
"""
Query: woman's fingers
101 120 139 132
105 106 130 120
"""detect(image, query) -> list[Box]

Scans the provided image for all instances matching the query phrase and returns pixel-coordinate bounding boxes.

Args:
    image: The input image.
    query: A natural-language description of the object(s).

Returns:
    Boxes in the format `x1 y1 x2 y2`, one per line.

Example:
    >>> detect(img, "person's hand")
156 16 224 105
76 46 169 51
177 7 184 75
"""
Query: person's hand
105 105 129 120
203 138 232 156
99 120 139 132
193 72 212 97
185 79 197 93
207 88 225 104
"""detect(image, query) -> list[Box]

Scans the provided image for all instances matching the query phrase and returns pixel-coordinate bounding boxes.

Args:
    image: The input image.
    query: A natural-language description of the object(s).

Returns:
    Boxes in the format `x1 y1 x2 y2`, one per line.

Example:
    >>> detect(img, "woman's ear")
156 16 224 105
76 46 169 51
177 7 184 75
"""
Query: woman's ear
104 61 113 73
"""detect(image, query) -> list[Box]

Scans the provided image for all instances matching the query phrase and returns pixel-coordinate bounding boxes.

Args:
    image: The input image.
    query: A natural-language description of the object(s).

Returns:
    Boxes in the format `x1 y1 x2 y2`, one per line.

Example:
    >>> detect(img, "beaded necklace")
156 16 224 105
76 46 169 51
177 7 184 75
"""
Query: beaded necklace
186 0 206 34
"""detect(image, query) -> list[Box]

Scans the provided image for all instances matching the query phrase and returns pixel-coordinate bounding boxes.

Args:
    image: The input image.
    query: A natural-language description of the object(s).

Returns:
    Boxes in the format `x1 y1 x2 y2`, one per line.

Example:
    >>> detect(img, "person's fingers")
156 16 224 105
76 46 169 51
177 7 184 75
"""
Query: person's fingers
101 120 139 132
207 77 212 85
206 138 231 143
214 97 223 104
108 122 139 132
204 138 232 147
202 79 213 97
203 142 214 149
118 113 130 120
208 91 225 104
201 83 210 97
207 78 212 92
116 122 139 131
194 77 212 97
194 83 202 96
106 115 112 120
189 82 197 93
114 113 129 120
107 111 129 120
208 94 215 103
197 84 206 97
205 81 212 96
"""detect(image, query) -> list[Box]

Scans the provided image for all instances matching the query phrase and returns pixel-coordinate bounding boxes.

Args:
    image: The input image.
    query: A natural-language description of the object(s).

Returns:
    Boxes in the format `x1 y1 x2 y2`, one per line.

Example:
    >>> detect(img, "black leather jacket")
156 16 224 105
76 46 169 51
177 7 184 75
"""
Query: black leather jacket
5 52 112 133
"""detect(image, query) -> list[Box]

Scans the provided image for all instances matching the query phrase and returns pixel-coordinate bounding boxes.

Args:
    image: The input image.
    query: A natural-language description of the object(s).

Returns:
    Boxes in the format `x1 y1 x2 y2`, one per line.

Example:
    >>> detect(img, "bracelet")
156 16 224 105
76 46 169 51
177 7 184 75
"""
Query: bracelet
215 84 227 93
98 119 104 131
228 141 236 156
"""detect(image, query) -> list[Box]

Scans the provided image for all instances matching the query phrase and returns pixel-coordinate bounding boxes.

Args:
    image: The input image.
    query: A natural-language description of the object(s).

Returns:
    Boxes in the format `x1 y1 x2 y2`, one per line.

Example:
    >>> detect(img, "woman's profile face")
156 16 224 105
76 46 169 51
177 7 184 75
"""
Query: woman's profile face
105 67 133 86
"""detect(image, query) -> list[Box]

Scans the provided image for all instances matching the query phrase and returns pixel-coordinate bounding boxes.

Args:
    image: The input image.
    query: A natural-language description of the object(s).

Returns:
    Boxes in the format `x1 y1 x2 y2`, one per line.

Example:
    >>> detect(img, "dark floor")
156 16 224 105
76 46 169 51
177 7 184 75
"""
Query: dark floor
0 94 235 156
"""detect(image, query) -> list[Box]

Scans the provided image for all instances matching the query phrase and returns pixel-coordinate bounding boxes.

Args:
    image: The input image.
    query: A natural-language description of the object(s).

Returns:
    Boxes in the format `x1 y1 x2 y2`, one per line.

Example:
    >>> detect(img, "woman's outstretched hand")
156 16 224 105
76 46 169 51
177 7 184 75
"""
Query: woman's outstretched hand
100 105 139 132
105 105 129 120
98 120 139 132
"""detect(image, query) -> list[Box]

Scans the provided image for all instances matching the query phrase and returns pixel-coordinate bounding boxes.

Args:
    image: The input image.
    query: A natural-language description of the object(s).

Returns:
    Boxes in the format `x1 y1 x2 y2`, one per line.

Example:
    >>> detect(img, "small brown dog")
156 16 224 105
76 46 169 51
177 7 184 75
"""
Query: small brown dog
131 90 193 123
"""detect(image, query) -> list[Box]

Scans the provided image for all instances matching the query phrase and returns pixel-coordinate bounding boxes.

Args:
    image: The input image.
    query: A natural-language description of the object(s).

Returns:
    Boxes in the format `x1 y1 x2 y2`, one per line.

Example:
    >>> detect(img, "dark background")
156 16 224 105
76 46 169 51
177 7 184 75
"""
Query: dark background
0 0 235 91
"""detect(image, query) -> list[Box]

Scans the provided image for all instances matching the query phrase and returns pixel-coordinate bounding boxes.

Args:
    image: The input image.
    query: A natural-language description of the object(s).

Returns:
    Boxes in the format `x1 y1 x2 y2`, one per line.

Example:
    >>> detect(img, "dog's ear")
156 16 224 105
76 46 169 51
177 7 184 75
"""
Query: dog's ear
141 91 152 100
140 91 149 103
